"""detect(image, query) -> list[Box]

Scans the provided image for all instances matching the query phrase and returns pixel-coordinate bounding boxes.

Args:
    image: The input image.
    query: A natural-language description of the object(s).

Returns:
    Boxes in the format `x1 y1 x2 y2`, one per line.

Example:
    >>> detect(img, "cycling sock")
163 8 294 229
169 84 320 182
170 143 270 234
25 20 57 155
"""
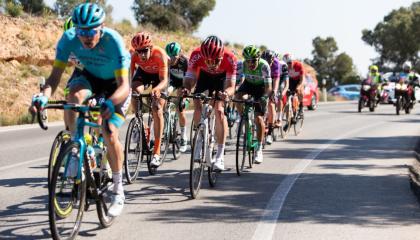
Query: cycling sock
257 142 263 151
216 144 225 160
112 171 124 196
268 125 273 135
180 126 187 139
153 138 161 155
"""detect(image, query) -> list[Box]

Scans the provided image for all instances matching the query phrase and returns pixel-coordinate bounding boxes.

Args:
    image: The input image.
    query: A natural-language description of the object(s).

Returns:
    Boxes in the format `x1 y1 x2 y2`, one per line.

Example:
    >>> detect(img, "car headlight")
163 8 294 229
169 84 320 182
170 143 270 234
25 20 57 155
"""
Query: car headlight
362 85 371 91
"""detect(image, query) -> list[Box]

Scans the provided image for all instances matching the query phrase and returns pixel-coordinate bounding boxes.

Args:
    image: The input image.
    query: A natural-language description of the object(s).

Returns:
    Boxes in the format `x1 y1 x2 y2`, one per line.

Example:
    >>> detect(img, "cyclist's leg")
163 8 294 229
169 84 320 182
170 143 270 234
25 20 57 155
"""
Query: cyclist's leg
131 68 148 114
176 88 187 137
152 97 166 156
297 85 304 113
65 71 92 134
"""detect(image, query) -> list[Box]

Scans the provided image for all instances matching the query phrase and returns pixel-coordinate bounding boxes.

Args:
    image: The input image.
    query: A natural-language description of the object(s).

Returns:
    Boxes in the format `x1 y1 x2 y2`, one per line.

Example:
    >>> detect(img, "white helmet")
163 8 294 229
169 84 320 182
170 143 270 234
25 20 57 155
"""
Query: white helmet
283 53 293 63
403 61 412 71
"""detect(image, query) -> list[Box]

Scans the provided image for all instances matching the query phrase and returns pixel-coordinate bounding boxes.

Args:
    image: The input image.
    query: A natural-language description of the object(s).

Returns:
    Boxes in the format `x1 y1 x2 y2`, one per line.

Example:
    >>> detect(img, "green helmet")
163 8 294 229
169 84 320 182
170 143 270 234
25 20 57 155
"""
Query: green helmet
63 17 73 31
242 45 260 60
165 42 181 57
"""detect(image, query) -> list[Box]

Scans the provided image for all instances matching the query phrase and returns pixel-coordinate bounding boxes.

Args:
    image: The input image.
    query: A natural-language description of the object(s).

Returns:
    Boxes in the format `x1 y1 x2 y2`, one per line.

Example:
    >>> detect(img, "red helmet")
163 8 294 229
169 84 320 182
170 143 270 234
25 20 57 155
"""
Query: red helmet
200 35 224 59
283 53 293 63
131 32 152 50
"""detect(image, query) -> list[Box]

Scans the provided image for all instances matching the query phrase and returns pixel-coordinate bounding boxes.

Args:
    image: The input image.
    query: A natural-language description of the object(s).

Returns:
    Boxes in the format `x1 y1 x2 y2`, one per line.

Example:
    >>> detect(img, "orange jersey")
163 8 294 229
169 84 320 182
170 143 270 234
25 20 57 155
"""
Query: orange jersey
130 46 168 80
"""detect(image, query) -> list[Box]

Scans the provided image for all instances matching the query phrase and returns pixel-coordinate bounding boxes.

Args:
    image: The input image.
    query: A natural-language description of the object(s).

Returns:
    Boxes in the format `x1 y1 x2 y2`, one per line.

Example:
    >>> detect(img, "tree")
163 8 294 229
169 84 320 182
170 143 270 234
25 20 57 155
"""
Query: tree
132 0 216 32
362 2 420 71
18 0 46 14
54 0 113 21
307 36 359 88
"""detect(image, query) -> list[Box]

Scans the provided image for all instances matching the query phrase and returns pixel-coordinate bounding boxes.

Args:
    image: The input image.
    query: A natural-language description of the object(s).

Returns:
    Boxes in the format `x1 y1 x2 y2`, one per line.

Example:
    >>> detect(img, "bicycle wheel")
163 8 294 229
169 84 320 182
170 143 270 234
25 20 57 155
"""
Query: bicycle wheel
235 117 248 176
190 124 205 199
49 142 86 240
124 117 143 183
171 114 181 160
48 130 71 191
207 118 218 187
294 112 304 136
94 159 115 228
282 102 293 136
159 113 171 163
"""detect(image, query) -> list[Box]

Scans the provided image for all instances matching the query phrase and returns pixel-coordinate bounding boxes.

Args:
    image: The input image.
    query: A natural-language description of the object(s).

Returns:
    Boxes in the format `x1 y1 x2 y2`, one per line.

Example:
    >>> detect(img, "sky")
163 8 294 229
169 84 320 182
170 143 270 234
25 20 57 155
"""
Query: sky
44 0 416 75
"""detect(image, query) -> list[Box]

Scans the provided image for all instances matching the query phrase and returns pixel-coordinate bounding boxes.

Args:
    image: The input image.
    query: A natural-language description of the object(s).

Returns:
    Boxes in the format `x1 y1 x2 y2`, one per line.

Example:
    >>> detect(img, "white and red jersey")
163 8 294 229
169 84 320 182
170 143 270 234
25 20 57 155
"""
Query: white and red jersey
288 60 304 82
185 47 237 82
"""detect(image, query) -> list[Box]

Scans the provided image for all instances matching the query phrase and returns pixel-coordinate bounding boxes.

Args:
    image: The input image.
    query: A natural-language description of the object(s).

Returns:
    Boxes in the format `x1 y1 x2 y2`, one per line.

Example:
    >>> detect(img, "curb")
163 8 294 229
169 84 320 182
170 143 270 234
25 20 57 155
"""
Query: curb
409 138 420 203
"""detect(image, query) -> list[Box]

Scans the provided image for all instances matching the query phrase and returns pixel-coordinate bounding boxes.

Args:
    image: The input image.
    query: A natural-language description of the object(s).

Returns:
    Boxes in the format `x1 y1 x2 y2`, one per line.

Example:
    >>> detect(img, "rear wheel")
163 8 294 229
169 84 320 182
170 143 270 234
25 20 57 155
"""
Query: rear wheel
396 96 401 115
124 118 143 183
235 117 248 176
294 112 304 136
49 142 85 240
189 125 205 199
283 102 292 136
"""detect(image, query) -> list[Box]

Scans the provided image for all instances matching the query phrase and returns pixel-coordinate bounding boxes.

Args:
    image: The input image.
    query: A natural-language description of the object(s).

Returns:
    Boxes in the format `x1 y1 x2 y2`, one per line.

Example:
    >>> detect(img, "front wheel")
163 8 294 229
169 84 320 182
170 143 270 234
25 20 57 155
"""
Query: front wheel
48 130 71 192
369 98 375 112
49 142 86 240
171 115 181 160
189 125 205 199
235 117 248 176
396 96 401 115
358 99 363 112
294 112 304 136
124 118 143 183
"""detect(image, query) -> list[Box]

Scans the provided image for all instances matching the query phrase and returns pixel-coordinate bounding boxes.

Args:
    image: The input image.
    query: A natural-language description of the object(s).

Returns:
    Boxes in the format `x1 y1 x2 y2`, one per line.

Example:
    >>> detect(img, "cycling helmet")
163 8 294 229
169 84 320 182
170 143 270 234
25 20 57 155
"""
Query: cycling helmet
63 17 73 31
403 61 412 71
283 53 293 63
261 50 275 63
131 32 152 50
165 42 181 57
200 35 224 59
72 3 105 28
369 65 379 72
242 45 260 60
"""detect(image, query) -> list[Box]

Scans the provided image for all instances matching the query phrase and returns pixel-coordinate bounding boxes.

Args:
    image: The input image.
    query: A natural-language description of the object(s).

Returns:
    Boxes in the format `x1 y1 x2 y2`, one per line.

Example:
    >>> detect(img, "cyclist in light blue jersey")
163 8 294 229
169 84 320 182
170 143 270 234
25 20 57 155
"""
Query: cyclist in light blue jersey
31 3 130 217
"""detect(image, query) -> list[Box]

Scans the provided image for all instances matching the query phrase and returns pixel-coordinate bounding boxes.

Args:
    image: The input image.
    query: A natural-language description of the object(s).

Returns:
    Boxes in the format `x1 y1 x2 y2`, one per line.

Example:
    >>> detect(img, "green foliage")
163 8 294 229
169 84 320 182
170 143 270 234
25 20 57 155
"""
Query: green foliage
18 0 46 15
132 0 216 32
5 1 23 17
307 36 358 88
362 2 420 71
259 45 268 52
113 19 136 35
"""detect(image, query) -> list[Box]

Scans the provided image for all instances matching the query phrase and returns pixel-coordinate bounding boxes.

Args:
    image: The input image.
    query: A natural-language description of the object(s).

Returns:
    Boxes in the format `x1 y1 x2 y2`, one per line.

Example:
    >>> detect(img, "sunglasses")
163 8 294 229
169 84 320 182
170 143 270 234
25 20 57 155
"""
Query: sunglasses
76 27 100 37
136 48 151 54
205 58 222 67
246 58 259 64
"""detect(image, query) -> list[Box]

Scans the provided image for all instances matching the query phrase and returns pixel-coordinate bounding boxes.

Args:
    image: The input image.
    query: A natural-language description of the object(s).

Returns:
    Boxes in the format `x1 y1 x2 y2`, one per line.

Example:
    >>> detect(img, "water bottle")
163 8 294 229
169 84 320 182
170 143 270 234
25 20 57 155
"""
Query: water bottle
66 147 79 178
87 145 96 170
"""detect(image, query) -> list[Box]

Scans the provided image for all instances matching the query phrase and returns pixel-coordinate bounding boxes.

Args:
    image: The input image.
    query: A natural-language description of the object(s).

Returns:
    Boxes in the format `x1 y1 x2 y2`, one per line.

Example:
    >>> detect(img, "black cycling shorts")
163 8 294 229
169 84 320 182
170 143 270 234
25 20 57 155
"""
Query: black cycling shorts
194 71 226 97
236 81 267 115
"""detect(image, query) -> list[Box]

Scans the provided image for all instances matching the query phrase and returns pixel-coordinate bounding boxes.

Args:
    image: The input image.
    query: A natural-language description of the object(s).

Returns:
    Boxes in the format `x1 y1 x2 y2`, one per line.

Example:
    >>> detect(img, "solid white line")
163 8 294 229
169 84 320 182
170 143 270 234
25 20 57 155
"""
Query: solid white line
251 121 385 240
0 157 48 171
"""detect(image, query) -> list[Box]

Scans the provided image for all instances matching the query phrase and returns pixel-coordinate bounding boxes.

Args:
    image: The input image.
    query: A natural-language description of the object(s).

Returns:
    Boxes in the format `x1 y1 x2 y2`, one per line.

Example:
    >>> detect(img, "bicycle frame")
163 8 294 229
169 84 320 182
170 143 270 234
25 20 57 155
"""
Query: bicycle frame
242 103 259 152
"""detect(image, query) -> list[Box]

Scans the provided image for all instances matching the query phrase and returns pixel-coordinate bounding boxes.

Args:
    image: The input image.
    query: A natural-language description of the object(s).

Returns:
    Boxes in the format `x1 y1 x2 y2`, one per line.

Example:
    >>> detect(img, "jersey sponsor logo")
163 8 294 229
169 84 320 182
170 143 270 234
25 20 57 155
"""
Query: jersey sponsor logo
189 53 202 68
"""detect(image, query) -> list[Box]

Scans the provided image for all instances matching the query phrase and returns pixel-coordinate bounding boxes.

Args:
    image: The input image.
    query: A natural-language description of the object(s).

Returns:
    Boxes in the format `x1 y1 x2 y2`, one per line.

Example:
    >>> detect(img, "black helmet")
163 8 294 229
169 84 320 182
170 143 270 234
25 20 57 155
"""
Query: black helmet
261 50 275 64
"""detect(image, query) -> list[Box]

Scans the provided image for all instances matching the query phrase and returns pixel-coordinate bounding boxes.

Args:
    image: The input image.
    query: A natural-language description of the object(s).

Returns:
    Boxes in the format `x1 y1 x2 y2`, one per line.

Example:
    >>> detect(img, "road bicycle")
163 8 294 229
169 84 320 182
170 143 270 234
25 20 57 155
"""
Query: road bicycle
35 101 114 240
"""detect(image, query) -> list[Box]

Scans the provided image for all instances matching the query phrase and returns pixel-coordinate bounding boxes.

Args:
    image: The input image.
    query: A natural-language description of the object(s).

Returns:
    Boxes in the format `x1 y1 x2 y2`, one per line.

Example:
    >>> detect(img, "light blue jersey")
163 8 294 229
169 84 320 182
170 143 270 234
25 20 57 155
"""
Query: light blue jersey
54 27 130 80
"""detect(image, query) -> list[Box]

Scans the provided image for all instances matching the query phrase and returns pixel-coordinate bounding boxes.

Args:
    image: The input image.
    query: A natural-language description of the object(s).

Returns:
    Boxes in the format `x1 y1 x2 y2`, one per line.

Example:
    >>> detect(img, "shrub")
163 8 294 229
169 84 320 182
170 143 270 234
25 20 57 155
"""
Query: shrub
6 1 23 17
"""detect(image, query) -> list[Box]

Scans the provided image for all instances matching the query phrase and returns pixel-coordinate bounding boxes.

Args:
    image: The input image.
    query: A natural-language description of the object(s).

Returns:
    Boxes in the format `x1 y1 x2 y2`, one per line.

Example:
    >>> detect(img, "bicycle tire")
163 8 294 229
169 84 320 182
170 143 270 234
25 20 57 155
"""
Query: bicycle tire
94 170 115 228
207 117 218 187
235 117 247 176
48 130 71 192
283 102 293 136
294 113 304 136
124 117 143 183
49 142 86 240
171 114 181 160
190 124 205 199
159 112 171 163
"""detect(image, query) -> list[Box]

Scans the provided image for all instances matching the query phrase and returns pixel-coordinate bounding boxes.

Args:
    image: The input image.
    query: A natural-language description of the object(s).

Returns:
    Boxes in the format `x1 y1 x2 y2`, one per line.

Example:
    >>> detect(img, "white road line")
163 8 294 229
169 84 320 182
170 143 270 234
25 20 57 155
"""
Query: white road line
251 121 385 240
0 157 47 171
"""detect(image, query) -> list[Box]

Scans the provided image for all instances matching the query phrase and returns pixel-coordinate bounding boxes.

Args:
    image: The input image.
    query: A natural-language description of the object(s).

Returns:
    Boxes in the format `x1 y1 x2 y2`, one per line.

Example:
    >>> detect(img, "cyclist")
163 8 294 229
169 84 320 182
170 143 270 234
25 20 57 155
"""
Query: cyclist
130 32 169 167
235 45 271 163
182 35 237 171
165 42 189 152
283 53 304 116
261 50 282 144
31 3 131 217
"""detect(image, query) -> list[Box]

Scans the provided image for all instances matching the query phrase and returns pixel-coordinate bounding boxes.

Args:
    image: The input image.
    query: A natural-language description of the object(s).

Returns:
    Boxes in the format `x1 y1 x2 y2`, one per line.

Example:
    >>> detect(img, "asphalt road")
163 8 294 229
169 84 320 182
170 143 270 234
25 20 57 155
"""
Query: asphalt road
1 102 420 240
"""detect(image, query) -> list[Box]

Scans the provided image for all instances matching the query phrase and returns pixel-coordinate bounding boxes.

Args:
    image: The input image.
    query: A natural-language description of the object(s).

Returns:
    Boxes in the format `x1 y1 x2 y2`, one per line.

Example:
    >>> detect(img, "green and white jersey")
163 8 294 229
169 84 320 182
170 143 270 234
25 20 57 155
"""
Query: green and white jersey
237 58 272 86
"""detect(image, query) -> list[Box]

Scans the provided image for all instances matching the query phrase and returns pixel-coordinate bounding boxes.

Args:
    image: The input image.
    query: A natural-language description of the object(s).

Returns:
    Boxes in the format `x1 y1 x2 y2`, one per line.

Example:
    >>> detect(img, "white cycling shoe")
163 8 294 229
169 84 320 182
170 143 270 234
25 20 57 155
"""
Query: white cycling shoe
213 157 225 171
107 193 125 217
254 149 263 164
150 154 162 167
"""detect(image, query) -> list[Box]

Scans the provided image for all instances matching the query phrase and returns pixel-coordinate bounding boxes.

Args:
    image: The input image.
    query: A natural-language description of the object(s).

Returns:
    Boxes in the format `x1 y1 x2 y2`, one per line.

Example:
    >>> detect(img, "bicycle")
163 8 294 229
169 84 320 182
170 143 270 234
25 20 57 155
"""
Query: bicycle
225 101 239 140
35 101 115 240
232 98 260 176
283 90 304 136
124 93 172 183
181 93 220 199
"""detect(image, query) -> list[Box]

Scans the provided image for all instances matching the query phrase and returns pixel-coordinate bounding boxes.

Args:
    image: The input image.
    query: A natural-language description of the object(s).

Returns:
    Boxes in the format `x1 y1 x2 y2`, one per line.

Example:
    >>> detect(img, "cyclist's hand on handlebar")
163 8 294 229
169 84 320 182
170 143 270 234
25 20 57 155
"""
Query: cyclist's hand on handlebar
30 94 48 113
217 90 229 101
180 87 190 97
151 88 161 98
100 99 114 120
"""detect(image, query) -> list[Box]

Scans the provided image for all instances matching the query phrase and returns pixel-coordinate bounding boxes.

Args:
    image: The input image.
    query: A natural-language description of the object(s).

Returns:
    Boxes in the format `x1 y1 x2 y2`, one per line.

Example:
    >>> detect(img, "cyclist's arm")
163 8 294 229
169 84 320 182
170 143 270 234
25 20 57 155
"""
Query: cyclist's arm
109 69 130 105
262 63 272 95
183 73 197 92
155 53 169 92
43 64 66 97
272 75 280 93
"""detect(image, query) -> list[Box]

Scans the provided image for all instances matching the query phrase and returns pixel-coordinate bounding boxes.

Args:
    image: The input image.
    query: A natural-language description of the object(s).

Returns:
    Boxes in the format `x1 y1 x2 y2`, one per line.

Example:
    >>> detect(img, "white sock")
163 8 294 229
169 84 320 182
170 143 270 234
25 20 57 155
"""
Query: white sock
180 126 187 139
258 142 263 151
112 171 124 196
216 144 225 159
